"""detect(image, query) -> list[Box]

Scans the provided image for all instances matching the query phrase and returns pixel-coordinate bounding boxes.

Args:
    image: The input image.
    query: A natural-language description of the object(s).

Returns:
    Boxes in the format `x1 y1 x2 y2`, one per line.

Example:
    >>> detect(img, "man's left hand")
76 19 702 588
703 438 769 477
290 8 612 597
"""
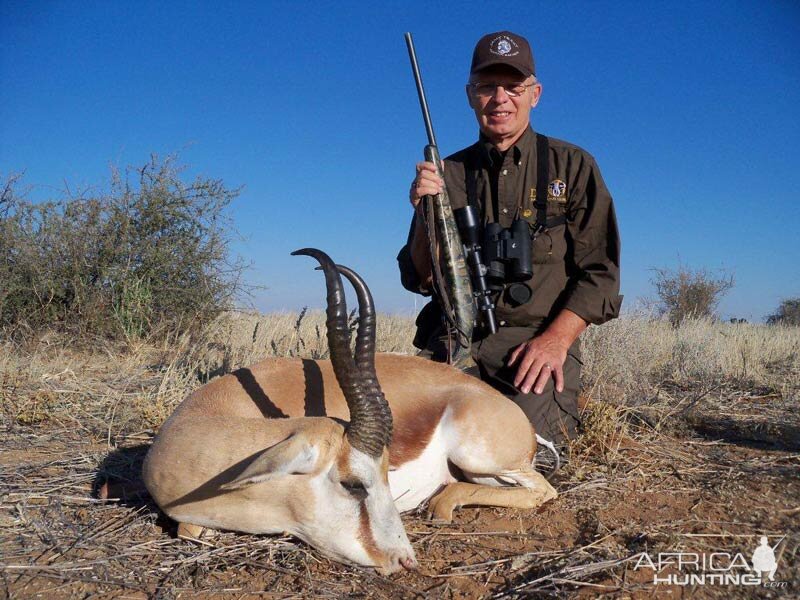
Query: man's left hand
508 333 568 395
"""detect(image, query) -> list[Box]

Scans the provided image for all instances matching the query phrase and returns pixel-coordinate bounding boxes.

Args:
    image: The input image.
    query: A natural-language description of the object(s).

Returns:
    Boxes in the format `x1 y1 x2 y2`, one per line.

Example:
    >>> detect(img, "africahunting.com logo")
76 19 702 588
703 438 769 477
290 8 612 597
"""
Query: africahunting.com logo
633 535 788 588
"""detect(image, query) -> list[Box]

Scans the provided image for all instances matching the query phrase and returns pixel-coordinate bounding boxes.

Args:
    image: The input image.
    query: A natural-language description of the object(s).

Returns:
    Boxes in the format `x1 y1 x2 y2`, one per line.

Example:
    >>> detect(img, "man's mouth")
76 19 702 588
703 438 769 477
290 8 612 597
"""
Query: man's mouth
488 111 512 121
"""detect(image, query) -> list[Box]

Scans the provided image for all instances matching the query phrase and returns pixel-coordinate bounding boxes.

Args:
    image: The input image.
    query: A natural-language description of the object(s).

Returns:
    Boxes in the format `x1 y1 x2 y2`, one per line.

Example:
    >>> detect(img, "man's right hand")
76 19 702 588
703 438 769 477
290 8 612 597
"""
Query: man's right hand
410 161 444 214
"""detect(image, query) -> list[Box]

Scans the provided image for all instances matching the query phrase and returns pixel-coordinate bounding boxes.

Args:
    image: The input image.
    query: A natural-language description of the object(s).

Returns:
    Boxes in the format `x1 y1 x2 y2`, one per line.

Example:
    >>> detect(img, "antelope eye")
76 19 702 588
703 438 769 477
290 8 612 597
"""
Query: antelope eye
340 479 368 500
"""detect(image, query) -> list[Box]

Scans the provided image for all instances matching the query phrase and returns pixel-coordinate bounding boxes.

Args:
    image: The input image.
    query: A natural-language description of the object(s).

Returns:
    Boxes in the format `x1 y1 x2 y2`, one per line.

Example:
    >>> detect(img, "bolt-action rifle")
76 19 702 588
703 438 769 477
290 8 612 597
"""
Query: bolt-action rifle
404 33 498 353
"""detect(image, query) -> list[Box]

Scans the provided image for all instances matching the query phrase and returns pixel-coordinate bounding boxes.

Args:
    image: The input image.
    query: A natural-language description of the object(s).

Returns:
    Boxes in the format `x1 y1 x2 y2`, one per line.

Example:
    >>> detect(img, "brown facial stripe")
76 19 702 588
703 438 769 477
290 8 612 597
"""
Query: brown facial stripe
339 437 385 568
336 435 352 477
358 502 383 566
389 401 446 467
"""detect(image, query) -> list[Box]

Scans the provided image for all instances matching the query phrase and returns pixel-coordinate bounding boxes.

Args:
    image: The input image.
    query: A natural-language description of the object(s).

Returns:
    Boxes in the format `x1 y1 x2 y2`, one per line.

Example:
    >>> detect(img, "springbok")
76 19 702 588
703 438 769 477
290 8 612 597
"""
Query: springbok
142 249 557 574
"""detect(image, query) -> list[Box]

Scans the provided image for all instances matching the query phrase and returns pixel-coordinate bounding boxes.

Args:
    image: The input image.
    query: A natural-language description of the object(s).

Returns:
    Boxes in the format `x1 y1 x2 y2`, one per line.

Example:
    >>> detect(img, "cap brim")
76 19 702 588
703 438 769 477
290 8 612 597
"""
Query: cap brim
471 59 533 78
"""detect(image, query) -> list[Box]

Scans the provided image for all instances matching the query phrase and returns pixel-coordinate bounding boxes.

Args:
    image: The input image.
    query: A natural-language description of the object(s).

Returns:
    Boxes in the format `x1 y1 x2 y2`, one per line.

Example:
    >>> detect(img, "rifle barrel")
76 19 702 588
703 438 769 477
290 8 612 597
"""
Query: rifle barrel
404 32 437 147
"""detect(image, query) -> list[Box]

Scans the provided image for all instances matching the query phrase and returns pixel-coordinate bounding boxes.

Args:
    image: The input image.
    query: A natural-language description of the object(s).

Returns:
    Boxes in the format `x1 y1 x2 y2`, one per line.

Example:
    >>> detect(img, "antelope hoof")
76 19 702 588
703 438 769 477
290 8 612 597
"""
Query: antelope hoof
428 493 457 522
177 522 206 541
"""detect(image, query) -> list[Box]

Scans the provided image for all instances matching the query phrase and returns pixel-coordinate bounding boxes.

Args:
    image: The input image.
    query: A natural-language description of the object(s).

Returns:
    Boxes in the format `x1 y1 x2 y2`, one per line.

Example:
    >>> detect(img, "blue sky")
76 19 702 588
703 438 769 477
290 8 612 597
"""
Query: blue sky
2 1 798 322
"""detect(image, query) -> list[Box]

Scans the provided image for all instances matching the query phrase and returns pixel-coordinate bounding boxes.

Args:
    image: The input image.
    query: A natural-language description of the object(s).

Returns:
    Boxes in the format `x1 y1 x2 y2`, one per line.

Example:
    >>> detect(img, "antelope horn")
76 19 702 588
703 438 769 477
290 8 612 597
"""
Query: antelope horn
336 264 392 447
291 249 389 458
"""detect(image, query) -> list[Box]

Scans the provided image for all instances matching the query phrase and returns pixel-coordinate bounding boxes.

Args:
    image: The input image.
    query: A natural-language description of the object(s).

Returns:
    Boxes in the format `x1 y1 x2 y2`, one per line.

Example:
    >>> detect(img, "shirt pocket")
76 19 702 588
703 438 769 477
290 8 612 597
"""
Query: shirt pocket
533 223 567 265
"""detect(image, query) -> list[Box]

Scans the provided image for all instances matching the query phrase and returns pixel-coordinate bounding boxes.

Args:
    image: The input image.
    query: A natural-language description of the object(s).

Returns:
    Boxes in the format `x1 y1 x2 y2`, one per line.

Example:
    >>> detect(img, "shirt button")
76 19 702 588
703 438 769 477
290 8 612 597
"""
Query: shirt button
499 320 507 326
502 169 508 175
502 208 508 214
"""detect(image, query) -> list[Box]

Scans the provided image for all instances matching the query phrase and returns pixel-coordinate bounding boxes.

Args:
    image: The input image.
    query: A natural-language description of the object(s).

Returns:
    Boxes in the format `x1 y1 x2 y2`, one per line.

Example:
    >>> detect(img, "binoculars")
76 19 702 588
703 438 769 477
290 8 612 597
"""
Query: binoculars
454 206 535 333
482 219 533 286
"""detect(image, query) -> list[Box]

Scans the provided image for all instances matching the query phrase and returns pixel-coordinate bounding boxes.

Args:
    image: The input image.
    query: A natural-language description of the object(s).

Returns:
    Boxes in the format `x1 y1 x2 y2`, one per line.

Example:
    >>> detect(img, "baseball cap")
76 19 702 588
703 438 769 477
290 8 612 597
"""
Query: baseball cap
470 31 535 78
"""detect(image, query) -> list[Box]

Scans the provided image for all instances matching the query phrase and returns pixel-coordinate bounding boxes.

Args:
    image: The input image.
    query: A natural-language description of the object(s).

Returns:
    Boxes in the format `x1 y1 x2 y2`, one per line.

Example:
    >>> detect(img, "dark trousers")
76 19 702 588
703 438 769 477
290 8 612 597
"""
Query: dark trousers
418 326 581 445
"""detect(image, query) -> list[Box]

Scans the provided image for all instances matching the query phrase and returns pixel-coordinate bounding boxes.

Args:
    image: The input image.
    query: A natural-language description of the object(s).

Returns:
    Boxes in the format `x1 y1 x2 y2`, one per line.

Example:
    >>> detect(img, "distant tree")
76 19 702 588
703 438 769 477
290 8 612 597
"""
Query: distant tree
767 298 800 326
650 264 734 326
0 155 249 339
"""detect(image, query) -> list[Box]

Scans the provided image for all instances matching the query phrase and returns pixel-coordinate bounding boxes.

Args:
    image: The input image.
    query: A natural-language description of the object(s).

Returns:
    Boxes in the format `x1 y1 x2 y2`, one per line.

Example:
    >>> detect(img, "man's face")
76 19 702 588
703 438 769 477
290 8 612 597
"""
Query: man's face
466 65 542 149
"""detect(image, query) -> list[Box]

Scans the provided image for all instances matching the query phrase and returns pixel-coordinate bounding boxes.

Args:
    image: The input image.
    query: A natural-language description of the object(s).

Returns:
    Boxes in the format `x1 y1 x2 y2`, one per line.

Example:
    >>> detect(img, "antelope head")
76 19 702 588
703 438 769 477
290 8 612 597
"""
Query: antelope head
218 248 417 573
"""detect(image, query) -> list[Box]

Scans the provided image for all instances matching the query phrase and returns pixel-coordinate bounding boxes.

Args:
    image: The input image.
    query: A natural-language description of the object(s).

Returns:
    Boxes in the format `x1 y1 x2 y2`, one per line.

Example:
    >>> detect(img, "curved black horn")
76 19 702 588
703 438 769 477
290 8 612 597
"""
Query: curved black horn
292 249 389 457
336 264 392 447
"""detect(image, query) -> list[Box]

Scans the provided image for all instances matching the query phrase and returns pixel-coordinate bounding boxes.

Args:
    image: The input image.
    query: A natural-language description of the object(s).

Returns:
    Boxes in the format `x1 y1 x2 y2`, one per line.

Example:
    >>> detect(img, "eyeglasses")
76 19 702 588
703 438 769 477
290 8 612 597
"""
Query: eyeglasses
469 82 533 98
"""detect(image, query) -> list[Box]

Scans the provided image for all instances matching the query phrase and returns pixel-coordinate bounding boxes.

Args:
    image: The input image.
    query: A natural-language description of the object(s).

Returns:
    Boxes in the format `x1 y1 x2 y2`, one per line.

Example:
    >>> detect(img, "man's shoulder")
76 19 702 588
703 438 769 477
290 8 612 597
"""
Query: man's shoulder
441 143 482 188
545 135 597 163
443 141 482 165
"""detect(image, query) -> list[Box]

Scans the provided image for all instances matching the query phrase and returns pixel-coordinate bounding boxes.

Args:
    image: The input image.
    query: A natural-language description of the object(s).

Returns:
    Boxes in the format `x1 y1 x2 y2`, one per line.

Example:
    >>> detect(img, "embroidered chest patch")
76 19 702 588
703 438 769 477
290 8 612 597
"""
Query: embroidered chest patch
547 179 567 203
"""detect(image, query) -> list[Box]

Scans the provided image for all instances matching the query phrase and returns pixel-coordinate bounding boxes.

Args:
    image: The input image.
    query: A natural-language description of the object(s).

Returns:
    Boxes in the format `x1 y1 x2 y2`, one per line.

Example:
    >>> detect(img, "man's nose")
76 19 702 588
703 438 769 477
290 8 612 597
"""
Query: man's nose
491 85 511 102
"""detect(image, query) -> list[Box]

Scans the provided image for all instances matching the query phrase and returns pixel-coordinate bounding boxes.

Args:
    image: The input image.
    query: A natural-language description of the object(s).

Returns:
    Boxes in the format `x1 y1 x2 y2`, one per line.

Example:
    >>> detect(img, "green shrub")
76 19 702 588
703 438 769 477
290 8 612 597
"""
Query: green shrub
650 264 734 326
767 297 800 326
0 155 247 338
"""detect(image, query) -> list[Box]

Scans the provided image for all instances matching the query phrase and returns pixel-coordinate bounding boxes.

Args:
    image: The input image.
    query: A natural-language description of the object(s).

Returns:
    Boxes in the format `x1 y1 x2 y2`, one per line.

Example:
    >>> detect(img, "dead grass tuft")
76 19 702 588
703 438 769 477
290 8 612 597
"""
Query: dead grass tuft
572 400 629 466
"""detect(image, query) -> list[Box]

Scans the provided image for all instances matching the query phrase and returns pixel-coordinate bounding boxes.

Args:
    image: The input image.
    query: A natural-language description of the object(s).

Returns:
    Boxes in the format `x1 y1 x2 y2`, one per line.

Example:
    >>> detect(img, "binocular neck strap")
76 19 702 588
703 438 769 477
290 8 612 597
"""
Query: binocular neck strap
535 133 550 233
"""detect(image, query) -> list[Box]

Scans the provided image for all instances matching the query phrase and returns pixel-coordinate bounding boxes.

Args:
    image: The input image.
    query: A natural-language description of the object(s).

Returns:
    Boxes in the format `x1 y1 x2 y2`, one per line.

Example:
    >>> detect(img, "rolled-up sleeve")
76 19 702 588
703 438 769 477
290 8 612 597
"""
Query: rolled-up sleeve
562 157 622 325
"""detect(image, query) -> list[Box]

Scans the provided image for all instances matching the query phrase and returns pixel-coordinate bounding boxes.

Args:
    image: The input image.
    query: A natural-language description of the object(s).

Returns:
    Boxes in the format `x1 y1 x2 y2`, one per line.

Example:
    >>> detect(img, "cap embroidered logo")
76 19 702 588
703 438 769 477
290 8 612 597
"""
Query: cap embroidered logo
490 35 519 57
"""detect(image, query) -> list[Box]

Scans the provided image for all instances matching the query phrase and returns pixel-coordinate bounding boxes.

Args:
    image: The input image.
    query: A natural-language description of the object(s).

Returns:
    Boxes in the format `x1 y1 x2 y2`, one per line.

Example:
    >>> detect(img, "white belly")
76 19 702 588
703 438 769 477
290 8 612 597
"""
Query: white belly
388 422 455 513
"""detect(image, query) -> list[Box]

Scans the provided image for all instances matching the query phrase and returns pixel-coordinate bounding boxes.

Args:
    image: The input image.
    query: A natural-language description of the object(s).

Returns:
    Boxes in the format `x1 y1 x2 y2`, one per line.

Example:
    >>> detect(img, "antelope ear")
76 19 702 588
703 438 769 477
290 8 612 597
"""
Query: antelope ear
221 435 321 490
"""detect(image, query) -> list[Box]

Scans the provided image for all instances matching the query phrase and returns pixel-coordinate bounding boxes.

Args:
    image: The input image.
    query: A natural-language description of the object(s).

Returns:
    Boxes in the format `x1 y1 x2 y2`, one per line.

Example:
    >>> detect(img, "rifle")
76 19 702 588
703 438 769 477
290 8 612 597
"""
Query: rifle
404 33 497 349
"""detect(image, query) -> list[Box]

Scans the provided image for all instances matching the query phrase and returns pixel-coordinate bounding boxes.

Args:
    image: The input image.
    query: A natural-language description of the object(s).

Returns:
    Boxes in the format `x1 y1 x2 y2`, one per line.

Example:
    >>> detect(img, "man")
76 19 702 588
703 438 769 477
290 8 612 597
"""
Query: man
397 31 622 445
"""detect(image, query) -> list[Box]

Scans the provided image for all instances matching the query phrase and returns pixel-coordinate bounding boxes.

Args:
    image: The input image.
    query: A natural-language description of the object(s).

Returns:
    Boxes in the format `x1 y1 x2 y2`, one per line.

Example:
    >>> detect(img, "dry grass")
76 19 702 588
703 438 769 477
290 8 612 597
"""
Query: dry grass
581 314 800 404
1 313 798 598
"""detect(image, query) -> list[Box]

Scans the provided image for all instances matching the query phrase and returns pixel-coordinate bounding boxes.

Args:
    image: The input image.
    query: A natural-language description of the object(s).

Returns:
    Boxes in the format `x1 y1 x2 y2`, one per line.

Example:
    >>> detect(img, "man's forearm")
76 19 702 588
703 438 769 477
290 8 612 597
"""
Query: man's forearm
539 308 588 350
409 214 433 291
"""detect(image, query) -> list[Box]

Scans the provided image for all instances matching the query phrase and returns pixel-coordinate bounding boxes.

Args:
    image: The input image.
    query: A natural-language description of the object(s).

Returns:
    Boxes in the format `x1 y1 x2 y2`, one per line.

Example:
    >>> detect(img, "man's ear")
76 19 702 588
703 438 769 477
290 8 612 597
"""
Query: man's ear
530 82 543 109
220 434 321 490
465 84 477 109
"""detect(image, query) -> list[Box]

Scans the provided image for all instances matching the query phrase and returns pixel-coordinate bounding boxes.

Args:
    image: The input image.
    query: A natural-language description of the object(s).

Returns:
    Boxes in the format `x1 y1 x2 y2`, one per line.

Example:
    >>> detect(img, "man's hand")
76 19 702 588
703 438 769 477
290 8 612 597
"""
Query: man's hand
507 309 588 395
508 333 568 394
408 161 443 290
410 161 443 214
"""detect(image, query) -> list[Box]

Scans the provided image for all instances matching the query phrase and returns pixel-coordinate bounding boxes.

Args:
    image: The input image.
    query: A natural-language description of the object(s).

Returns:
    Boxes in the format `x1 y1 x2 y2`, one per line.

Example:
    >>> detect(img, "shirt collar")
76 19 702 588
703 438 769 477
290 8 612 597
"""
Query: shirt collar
477 126 535 167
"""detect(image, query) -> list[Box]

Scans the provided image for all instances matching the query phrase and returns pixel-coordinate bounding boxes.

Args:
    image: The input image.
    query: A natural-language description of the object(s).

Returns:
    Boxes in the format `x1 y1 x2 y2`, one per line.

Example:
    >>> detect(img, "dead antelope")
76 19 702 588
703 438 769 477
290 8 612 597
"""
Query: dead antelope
143 249 556 573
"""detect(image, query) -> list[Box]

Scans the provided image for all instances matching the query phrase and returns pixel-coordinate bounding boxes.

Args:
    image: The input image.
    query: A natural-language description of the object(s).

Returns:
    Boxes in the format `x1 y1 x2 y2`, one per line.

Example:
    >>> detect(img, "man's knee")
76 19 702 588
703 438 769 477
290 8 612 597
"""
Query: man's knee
503 353 582 445
512 387 579 445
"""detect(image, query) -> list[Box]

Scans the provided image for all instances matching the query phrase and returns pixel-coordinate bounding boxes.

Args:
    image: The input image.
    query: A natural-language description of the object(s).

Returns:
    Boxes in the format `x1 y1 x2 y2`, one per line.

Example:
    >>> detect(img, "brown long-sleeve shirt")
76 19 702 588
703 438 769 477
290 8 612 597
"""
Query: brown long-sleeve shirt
398 126 622 332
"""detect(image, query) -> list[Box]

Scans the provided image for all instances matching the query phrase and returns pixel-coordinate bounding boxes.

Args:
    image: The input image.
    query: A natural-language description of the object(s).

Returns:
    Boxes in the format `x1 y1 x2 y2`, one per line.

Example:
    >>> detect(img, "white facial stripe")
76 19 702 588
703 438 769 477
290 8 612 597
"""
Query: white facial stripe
347 446 415 571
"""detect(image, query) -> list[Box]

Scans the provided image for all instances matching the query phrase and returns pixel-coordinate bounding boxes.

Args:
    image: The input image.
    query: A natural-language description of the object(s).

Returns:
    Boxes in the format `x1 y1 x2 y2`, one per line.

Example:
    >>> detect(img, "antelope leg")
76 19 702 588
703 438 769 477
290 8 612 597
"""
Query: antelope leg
428 477 556 522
